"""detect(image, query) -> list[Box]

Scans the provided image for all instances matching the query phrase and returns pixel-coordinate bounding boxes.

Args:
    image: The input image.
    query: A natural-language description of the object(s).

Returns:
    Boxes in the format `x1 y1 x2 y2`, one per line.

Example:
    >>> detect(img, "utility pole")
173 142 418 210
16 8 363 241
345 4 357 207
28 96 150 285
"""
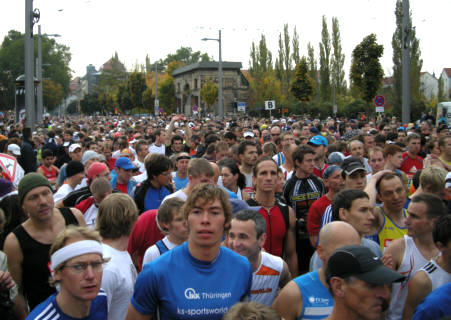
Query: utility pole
25 0 36 127
202 30 223 118
36 25 43 123
154 62 159 117
402 0 411 124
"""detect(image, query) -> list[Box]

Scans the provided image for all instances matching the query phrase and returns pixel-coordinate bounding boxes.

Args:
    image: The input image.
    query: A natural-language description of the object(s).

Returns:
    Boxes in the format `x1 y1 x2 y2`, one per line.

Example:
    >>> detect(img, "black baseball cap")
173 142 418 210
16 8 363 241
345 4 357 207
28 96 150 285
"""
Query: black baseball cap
325 245 404 285
341 157 366 176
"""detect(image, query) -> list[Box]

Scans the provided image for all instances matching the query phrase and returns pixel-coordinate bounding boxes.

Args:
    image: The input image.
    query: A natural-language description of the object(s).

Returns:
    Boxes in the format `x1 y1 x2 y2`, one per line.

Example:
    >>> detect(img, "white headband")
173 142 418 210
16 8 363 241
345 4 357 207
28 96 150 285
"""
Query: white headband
51 240 103 270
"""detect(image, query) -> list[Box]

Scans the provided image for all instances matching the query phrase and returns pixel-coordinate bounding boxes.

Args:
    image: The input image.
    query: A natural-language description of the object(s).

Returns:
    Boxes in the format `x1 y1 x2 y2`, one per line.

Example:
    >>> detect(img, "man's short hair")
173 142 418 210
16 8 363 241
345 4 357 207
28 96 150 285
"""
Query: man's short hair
368 146 384 159
224 131 237 141
96 193 138 239
376 172 403 194
146 154 173 179
419 166 447 194
253 156 277 177
90 177 112 197
262 142 278 157
135 140 149 153
183 183 232 231
154 128 164 137
332 189 369 221
171 135 183 145
411 193 446 220
215 141 229 153
406 132 421 143
188 158 214 178
233 210 267 239
384 144 404 157
438 135 451 148
292 145 315 166
223 301 281 320
157 198 185 232
238 140 256 155
433 214 451 245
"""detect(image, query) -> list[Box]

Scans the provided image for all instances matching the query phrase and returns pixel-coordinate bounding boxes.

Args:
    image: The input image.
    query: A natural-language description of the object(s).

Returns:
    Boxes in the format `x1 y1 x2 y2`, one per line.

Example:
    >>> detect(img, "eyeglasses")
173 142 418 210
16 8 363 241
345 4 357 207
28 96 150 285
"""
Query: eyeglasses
63 260 107 274
271 134 280 137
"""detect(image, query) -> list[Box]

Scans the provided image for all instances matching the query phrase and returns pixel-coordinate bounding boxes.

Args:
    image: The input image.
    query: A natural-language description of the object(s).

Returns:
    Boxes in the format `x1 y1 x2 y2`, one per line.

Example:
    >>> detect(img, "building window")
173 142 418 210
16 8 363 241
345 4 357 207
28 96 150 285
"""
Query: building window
177 83 181 92
194 79 198 89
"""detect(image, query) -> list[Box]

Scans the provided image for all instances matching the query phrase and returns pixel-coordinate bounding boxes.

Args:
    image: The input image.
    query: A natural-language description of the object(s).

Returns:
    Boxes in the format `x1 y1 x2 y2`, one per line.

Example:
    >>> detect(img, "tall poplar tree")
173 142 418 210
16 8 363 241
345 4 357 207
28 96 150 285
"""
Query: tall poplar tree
292 27 300 67
307 42 318 100
319 16 331 102
331 17 346 95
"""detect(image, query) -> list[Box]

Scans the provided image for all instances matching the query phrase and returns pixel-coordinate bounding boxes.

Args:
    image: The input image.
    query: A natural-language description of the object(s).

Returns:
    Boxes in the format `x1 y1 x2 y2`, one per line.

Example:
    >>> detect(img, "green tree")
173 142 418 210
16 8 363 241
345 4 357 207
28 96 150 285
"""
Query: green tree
292 26 300 67
159 76 175 114
0 30 71 109
80 92 100 114
117 82 132 112
200 77 218 112
160 47 210 69
42 79 64 111
127 72 146 110
67 100 78 114
350 34 384 105
249 35 272 77
291 57 313 103
391 0 423 116
142 87 154 113
319 16 331 102
96 52 127 93
307 42 318 100
331 17 346 95
283 24 292 90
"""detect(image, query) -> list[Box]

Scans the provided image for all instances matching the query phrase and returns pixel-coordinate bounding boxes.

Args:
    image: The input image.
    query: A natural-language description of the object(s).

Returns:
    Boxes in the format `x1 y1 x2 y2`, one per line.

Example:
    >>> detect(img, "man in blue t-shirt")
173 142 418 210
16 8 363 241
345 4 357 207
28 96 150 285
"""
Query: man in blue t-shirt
171 153 190 191
126 184 252 320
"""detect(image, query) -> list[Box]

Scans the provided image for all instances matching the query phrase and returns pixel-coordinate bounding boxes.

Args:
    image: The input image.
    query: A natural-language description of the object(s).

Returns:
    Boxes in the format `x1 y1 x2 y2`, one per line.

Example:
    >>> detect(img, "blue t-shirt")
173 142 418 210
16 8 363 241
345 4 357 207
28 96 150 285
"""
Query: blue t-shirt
294 270 333 320
412 283 451 320
172 173 189 191
27 290 108 320
131 242 252 319
144 186 172 210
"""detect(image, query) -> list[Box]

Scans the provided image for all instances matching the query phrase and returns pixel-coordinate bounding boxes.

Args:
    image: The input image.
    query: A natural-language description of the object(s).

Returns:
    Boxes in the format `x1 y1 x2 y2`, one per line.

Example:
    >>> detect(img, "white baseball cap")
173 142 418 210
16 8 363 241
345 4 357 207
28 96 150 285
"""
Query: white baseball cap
7 144 21 156
69 143 82 153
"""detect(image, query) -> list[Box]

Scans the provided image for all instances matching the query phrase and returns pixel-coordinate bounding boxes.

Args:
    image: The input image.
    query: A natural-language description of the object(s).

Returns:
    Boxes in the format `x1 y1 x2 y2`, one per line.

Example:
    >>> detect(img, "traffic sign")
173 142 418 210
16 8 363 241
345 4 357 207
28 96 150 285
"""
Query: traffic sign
376 106 385 113
237 102 246 112
265 100 276 110
374 95 385 107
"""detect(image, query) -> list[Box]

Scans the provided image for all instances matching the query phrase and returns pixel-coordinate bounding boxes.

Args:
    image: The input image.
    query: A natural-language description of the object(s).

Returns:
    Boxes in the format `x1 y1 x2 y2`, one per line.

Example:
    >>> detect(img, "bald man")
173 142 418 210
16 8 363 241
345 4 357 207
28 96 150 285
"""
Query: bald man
272 221 361 320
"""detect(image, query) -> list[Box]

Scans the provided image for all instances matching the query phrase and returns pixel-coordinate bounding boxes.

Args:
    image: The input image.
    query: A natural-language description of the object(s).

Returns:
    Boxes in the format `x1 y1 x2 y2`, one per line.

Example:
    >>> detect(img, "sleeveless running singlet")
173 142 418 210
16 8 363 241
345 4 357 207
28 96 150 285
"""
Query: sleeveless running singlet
386 235 429 320
250 251 283 306
294 270 333 320
377 207 408 252
12 208 78 309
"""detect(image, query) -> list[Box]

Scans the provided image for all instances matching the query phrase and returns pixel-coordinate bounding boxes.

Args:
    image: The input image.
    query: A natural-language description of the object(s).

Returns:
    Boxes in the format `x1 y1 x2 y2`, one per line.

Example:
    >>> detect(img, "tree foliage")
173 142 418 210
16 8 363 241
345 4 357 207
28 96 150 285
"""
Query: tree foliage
42 79 64 111
0 30 71 110
391 0 423 116
319 16 331 102
331 17 346 95
200 77 218 112
291 57 313 103
350 34 384 104
127 72 147 110
307 42 318 100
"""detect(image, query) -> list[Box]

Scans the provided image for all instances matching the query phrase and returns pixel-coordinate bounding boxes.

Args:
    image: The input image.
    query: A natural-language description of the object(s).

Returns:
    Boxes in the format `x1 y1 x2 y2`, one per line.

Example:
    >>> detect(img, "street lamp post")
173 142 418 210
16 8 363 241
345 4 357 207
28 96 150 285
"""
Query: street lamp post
25 0 36 127
202 30 223 118
36 25 61 122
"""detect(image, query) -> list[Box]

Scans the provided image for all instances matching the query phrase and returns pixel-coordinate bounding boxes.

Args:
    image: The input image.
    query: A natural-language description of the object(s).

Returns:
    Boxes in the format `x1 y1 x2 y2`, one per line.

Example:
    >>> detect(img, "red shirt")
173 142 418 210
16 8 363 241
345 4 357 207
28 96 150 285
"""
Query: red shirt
257 206 287 257
107 158 116 171
127 209 164 271
307 195 331 236
116 182 128 194
400 152 423 179
313 164 329 179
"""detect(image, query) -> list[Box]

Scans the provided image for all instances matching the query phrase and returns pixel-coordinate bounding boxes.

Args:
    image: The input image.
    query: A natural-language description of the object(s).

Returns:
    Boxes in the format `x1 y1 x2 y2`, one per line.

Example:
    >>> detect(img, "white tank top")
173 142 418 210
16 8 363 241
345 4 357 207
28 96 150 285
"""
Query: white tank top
250 251 283 306
386 235 428 320
420 258 451 291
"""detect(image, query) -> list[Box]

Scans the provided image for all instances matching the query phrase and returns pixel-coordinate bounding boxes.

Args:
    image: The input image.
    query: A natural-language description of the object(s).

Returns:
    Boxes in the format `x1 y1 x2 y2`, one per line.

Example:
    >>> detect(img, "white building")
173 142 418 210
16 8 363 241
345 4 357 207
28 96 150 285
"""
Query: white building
440 68 451 99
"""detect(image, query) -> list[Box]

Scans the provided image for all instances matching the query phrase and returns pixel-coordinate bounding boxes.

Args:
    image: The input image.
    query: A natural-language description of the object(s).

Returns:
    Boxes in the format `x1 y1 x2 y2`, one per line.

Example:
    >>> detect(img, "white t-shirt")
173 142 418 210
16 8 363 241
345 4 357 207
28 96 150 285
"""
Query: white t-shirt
101 243 137 320
53 184 74 204
162 189 188 203
142 236 180 266
133 159 145 174
149 143 165 155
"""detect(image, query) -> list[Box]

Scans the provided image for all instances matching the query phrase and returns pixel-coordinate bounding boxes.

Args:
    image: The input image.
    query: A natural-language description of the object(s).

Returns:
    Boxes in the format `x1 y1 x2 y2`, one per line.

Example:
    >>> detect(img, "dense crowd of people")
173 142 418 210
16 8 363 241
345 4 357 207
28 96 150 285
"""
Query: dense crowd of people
0 111 449 319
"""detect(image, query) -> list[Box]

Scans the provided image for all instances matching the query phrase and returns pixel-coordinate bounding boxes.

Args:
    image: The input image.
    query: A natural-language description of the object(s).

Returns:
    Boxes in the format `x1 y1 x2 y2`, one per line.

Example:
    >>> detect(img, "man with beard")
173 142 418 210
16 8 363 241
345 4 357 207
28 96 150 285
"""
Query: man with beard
307 135 329 179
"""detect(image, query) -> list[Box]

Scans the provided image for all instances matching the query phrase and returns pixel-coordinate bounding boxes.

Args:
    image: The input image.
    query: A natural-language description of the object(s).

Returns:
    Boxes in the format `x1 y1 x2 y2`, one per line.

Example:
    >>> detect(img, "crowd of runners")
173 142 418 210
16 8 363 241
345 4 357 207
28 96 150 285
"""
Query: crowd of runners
0 111 449 319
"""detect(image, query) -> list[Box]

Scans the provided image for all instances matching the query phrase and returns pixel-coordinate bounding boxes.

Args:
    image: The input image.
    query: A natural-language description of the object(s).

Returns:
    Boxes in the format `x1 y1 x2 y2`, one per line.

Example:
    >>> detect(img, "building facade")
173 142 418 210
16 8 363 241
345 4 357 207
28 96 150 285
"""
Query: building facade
172 62 249 115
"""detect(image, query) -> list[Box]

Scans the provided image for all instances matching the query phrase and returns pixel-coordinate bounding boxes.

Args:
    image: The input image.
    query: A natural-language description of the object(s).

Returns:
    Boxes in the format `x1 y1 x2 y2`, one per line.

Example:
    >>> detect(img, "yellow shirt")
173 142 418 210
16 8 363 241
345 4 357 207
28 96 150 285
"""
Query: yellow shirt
377 207 408 252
